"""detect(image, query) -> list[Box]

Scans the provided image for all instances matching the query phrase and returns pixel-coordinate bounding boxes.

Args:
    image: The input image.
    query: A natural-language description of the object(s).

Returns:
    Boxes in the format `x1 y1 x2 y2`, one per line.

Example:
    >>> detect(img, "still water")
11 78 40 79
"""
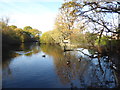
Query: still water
2 43 117 88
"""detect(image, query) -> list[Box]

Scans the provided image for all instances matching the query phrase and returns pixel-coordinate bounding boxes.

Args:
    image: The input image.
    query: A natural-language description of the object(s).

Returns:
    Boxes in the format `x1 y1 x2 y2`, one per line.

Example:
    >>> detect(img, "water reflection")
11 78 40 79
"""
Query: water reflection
41 44 117 88
2 43 41 78
2 43 118 88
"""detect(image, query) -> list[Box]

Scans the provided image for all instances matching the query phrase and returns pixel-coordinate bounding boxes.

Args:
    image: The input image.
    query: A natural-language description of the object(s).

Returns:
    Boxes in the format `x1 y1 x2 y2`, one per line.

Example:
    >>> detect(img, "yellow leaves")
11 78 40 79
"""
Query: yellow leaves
14 28 22 31
23 26 32 30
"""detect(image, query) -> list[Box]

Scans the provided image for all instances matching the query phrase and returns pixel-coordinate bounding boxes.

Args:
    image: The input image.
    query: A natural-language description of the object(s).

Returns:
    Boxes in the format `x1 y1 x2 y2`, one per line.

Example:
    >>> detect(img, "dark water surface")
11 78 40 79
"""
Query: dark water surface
2 43 118 88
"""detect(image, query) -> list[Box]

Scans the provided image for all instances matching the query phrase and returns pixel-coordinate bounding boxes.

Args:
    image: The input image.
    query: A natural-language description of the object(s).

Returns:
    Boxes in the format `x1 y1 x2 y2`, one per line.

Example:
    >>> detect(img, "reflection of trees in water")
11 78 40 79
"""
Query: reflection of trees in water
3 42 41 61
87 45 119 87
40 44 63 57
18 43 41 56
41 44 79 84
41 44 90 86
54 52 81 84
41 44 117 88
108 45 120 87
2 52 20 78
2 44 118 88
55 54 92 87
2 43 41 78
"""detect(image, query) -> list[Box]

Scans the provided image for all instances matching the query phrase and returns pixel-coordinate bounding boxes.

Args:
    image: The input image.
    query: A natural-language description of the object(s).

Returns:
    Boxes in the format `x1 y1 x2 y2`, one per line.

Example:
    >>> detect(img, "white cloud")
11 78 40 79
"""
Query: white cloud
0 0 64 3
8 12 57 33
0 0 62 33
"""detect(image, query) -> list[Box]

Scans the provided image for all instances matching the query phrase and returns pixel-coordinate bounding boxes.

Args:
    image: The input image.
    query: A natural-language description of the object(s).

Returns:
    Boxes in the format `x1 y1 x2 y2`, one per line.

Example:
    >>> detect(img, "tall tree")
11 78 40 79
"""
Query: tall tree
55 0 80 40
60 0 120 42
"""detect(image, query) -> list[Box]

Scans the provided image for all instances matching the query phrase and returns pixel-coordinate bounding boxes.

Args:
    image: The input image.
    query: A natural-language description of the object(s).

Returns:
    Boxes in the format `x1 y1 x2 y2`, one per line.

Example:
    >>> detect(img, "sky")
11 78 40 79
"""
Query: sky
0 0 64 33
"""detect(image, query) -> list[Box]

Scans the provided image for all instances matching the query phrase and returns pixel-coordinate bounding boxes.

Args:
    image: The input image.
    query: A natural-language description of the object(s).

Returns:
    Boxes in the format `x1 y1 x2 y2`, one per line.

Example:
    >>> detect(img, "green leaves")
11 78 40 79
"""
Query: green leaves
95 36 109 46
9 25 17 30
40 31 54 44
1 19 42 45
24 26 32 30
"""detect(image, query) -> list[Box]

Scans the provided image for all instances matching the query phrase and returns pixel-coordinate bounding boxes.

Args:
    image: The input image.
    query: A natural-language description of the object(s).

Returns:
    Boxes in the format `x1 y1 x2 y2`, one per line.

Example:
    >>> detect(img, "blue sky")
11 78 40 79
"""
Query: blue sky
0 0 63 33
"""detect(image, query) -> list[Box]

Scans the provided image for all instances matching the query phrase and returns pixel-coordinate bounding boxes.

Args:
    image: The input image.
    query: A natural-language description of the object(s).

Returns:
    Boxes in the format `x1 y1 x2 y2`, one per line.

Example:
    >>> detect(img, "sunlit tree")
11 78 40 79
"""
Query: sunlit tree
24 26 32 30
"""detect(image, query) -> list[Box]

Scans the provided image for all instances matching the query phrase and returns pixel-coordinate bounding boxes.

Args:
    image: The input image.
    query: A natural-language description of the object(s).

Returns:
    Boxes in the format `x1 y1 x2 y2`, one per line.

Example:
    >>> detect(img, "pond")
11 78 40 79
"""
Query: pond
2 43 118 88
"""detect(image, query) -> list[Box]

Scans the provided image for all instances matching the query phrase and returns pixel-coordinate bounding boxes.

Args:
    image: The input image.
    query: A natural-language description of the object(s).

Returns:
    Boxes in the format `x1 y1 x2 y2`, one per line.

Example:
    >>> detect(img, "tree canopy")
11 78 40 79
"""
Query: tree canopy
24 26 32 30
1 18 42 45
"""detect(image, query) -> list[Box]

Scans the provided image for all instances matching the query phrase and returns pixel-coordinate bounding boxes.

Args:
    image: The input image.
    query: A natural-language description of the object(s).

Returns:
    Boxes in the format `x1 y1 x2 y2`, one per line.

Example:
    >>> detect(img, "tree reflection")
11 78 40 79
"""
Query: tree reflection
2 42 41 77
41 44 117 88
2 44 118 88
18 43 41 56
